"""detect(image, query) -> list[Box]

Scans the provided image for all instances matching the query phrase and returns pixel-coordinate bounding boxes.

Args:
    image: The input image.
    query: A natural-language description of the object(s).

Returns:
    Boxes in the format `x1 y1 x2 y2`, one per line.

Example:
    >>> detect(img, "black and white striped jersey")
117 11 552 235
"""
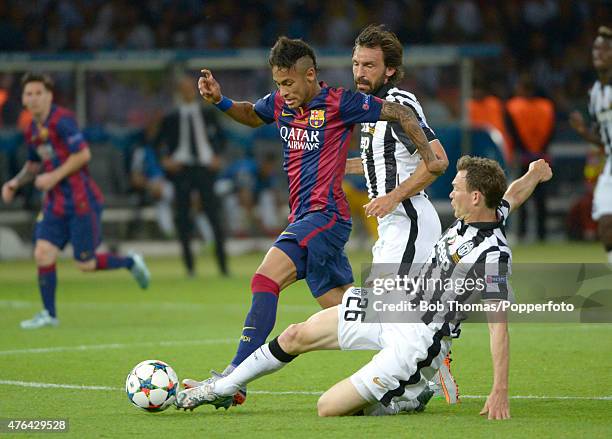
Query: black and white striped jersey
360 84 437 204
409 199 513 330
588 80 612 175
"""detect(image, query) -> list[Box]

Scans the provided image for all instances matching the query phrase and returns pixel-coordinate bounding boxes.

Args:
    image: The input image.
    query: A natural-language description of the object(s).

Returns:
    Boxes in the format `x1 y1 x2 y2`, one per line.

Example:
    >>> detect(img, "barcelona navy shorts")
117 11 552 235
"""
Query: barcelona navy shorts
35 208 103 262
273 211 353 298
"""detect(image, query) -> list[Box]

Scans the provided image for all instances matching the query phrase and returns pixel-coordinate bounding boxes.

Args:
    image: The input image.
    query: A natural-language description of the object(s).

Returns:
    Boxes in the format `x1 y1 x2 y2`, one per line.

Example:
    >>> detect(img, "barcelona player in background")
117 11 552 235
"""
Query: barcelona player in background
183 36 446 404
1 73 150 329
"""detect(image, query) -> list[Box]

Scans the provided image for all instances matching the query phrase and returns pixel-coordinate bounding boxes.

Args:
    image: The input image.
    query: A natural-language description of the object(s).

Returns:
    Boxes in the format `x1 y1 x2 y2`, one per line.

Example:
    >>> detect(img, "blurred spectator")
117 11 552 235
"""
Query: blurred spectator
155 74 228 277
506 73 555 241
221 152 283 237
468 73 513 163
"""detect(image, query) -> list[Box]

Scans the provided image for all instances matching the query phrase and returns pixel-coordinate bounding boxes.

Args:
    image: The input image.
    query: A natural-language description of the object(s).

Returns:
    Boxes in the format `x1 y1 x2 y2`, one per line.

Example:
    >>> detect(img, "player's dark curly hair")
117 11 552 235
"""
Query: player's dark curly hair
269 37 318 71
21 72 54 92
354 24 404 84
457 156 507 209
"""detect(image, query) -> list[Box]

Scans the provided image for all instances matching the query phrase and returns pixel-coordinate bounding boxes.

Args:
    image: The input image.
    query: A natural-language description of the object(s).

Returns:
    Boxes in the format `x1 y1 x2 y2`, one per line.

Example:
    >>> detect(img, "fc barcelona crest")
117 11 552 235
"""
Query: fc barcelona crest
309 110 325 128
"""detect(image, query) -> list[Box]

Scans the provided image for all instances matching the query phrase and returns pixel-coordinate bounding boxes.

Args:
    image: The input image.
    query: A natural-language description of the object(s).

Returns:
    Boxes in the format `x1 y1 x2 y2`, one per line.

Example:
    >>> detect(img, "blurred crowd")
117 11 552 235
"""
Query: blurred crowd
0 0 610 241
1 0 610 125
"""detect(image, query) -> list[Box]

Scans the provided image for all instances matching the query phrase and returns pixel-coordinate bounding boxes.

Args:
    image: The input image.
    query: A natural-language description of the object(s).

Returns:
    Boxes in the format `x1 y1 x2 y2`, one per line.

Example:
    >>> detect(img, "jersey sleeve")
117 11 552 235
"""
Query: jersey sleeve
253 91 279 124
470 249 513 302
497 199 511 224
27 142 41 162
387 93 437 143
338 89 383 125
24 130 41 162
57 115 88 153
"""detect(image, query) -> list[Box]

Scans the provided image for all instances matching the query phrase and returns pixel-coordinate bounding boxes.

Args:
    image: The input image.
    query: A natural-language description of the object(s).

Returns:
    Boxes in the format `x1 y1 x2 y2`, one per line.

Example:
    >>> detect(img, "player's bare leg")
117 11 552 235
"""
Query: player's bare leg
598 215 612 265
256 246 298 290
33 239 59 267
177 306 340 411
316 283 352 309
76 259 96 272
22 239 60 329
277 306 340 353
317 378 370 417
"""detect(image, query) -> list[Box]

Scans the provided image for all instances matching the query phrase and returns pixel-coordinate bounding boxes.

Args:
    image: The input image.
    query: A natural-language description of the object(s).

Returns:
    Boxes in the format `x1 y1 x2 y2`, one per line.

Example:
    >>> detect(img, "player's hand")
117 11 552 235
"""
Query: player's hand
528 159 552 183
198 69 222 104
1 179 18 203
161 157 183 174
569 111 587 135
34 173 59 192
364 193 399 218
479 389 510 420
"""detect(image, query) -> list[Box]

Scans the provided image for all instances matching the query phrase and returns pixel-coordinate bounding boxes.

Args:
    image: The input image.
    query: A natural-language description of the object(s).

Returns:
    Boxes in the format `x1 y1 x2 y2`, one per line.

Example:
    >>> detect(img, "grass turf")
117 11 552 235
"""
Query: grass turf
0 242 610 438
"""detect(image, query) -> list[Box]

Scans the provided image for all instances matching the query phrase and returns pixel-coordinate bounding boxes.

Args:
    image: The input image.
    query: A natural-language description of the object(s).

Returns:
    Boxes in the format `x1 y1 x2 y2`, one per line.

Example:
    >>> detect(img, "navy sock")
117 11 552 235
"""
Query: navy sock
38 264 57 318
95 253 134 270
231 273 280 367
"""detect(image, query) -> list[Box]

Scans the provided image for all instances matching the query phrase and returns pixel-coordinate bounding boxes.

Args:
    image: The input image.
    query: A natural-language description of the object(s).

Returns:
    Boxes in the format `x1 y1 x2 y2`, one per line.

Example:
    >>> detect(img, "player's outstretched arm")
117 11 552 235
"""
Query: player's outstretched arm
199 69 264 128
34 147 91 192
379 101 448 175
569 111 604 148
503 159 552 213
481 310 510 420
363 140 448 218
1 161 40 203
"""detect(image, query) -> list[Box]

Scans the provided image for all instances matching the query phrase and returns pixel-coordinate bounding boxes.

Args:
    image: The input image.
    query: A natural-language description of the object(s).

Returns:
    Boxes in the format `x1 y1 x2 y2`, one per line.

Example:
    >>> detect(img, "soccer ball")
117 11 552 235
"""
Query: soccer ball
125 360 179 412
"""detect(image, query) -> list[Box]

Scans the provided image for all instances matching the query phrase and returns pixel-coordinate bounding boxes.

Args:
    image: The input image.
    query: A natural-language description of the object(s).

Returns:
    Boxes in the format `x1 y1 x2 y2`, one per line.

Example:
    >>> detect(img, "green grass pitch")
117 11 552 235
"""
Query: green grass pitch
0 242 610 438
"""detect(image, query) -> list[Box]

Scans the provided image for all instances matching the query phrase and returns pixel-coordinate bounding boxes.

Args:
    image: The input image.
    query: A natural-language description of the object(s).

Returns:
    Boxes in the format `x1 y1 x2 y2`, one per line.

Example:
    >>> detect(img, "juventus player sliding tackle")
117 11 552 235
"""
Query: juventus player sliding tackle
570 26 612 265
184 36 446 405
346 24 458 403
177 157 552 419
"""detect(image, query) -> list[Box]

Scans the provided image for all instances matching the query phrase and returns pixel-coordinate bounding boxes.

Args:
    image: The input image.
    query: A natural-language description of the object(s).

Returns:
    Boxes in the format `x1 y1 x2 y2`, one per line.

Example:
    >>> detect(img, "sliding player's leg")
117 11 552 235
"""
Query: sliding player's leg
184 212 351 397
176 306 340 410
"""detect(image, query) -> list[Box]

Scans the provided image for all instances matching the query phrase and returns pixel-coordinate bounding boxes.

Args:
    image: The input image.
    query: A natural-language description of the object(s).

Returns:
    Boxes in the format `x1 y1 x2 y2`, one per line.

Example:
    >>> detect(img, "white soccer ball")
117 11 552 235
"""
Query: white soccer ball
126 360 179 412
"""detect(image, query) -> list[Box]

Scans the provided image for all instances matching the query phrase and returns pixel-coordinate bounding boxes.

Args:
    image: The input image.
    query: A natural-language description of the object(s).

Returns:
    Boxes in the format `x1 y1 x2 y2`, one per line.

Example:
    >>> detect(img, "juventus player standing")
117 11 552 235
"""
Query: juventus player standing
345 25 457 402
570 26 612 264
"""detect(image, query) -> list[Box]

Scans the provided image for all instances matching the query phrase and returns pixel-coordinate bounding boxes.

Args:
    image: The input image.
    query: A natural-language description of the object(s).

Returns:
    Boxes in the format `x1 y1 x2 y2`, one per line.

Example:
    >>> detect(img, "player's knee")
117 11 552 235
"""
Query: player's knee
278 323 307 354
316 394 338 417
34 244 55 266
76 260 96 272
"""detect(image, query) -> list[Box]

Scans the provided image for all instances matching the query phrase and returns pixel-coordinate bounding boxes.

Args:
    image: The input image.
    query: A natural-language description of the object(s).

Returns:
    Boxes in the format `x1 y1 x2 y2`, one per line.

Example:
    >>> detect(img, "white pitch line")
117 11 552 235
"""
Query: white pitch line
0 339 236 356
0 380 118 391
0 300 317 313
1 380 611 401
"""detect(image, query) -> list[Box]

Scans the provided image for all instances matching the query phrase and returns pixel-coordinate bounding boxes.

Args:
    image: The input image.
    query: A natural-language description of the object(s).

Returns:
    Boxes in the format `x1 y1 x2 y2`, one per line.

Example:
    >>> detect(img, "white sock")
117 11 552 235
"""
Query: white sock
214 343 288 396
155 200 175 236
607 250 612 266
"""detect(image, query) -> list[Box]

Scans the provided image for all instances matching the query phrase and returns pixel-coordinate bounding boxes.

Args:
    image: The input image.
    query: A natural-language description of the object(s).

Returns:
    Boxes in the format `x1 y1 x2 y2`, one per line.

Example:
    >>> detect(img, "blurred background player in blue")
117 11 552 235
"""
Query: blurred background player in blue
0 72 150 329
